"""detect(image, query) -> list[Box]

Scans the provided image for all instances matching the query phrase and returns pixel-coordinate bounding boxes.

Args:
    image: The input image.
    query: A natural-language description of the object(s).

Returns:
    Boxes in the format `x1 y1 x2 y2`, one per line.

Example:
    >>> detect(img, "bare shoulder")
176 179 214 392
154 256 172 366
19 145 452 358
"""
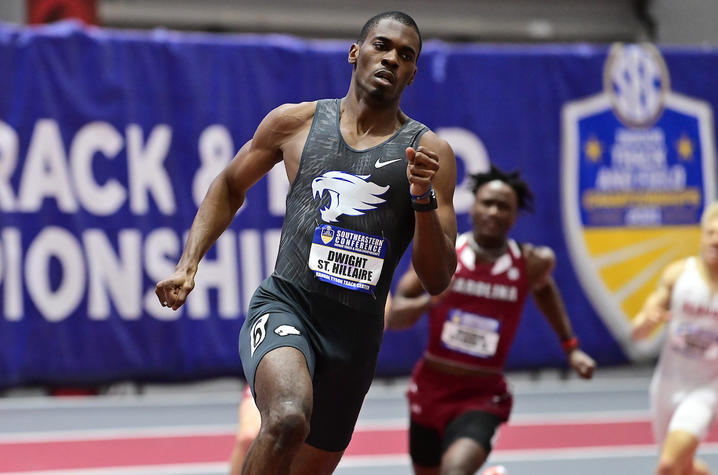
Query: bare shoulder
523 243 556 266
523 243 556 286
262 101 317 132
418 130 454 159
661 259 687 287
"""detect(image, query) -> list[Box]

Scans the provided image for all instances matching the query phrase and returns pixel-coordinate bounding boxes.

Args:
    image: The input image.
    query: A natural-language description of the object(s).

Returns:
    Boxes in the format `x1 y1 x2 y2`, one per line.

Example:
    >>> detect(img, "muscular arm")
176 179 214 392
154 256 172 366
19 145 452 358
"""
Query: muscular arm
527 245 572 340
632 259 685 340
408 132 458 295
175 140 264 276
156 102 314 310
385 264 433 330
527 244 595 378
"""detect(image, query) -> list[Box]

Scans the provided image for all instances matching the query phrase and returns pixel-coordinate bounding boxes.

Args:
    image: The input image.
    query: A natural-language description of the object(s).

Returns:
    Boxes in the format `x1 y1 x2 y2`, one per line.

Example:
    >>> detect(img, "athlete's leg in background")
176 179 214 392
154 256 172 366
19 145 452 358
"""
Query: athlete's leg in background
655 388 715 475
441 437 488 475
413 465 440 475
229 386 261 475
692 458 712 475
439 411 502 475
656 430 700 475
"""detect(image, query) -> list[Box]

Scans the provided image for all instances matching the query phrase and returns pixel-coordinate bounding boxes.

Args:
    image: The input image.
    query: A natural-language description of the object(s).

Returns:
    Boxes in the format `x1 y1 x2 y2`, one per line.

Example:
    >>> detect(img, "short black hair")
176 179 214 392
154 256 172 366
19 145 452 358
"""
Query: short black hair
469 164 535 212
358 11 422 55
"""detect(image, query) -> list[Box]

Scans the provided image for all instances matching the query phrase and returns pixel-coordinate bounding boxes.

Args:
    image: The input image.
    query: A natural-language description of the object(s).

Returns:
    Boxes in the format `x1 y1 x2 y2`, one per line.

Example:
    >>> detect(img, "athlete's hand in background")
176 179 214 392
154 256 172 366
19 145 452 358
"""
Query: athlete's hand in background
406 146 440 197
567 348 596 379
155 269 196 311
632 306 671 340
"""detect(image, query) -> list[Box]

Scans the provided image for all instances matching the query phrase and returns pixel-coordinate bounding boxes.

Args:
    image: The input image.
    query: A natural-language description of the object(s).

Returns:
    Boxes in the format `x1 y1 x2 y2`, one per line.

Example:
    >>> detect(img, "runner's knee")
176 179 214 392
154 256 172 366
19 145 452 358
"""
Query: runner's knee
262 402 311 450
440 444 486 475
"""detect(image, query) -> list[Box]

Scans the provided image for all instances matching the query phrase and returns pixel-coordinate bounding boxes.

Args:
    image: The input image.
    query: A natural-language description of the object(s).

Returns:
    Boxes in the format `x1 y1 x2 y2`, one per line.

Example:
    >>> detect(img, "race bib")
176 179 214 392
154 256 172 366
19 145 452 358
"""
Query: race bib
308 224 386 293
670 323 718 360
440 309 501 358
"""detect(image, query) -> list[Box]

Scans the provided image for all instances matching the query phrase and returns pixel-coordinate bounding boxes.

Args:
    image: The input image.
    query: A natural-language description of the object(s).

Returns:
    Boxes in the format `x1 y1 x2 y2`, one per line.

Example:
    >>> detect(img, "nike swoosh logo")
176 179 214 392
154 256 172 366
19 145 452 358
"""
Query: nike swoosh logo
374 157 402 168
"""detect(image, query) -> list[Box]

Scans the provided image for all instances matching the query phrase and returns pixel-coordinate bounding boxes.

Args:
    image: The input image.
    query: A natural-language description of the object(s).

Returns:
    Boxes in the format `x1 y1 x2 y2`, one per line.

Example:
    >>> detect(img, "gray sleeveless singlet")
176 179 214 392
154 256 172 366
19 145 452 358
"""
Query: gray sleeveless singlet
273 99 428 314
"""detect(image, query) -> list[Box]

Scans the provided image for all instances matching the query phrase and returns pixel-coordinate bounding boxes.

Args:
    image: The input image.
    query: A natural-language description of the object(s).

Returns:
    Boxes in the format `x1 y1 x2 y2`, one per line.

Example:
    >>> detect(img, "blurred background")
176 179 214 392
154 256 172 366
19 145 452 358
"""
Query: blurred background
3 0 718 43
0 0 718 44
1 1 718 474
0 0 716 395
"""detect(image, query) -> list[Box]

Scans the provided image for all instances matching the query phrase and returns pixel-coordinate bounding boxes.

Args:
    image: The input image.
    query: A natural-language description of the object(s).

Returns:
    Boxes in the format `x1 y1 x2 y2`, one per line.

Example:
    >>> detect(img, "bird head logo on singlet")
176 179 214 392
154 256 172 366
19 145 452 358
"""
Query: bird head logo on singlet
311 171 389 223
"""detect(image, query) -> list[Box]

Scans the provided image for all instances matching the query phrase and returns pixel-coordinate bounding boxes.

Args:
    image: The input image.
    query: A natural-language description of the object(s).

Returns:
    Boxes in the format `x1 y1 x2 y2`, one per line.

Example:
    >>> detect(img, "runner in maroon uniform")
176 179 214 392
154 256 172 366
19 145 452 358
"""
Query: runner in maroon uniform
386 165 596 475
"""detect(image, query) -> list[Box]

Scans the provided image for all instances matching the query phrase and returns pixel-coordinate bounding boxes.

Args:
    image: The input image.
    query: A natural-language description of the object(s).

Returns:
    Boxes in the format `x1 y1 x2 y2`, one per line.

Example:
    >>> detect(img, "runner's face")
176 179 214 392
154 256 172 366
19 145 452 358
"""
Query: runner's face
701 216 718 269
349 19 419 102
471 181 518 246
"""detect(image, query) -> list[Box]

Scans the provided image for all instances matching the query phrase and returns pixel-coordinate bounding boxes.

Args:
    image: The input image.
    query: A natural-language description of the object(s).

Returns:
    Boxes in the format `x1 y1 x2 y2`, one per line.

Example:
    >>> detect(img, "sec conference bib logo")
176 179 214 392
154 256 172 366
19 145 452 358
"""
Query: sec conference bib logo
561 44 716 361
320 225 335 244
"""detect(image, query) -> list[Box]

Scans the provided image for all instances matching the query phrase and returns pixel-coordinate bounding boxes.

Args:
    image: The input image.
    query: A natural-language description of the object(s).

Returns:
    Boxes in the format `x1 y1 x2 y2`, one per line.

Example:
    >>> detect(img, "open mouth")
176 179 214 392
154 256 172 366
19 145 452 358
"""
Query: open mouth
374 69 395 85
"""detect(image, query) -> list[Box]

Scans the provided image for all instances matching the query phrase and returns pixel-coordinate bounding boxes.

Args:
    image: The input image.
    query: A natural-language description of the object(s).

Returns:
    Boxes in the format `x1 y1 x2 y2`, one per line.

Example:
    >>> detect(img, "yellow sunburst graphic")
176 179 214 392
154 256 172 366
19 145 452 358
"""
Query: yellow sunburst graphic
676 135 694 160
584 137 603 162
583 226 700 322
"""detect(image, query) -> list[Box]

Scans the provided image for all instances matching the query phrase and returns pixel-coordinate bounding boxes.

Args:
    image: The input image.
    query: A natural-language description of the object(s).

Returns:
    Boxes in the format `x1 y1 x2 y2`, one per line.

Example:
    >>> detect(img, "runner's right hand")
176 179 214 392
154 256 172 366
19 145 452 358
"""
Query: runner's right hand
155 270 196 311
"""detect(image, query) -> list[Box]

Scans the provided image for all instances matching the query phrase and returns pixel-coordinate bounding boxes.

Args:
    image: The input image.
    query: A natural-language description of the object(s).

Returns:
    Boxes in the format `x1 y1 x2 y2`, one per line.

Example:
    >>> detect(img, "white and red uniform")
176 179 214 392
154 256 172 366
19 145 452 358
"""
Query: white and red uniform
408 232 531 433
650 257 718 443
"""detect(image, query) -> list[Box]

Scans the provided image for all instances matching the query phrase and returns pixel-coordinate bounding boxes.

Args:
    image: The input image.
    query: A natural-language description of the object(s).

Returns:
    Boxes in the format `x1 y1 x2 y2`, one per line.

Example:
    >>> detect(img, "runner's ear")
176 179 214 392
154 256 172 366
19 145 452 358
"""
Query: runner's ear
348 43 359 65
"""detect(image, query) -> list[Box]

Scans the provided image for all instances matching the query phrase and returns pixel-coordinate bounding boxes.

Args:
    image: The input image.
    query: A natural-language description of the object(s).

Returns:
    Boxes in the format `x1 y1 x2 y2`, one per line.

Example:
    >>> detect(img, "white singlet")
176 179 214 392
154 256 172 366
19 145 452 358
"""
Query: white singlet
650 257 718 444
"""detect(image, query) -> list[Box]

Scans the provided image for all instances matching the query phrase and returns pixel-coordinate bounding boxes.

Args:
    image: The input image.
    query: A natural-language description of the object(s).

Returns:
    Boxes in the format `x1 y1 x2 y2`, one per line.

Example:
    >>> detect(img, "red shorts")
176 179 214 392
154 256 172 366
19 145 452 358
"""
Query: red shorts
407 358 512 435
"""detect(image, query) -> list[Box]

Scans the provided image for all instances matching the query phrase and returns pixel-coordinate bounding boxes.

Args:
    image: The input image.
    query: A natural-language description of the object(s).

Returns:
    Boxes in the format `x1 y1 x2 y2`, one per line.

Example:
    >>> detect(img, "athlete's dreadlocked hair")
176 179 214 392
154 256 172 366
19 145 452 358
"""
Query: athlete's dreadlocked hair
469 164 535 212
358 11 422 56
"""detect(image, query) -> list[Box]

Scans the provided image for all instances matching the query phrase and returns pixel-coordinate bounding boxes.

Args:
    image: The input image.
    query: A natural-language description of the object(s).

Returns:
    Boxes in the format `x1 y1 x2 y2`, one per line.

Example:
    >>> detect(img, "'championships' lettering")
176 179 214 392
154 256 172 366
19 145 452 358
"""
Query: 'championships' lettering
0 226 281 322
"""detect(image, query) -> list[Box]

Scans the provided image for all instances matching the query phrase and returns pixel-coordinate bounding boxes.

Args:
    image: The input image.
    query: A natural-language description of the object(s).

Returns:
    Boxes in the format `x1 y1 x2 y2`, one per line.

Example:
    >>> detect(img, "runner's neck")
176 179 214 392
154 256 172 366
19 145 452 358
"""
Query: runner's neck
468 235 507 262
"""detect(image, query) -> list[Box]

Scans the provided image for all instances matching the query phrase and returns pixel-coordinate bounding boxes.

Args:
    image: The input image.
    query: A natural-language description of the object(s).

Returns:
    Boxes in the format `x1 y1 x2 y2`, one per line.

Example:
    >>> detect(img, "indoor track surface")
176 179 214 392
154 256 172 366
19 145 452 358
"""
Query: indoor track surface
2 367 717 474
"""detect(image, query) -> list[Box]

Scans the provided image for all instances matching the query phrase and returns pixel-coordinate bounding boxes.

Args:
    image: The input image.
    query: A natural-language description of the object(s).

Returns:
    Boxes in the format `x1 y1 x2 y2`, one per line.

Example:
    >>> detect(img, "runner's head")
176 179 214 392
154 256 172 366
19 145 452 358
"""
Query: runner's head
357 11 422 56
468 165 534 246
348 12 421 104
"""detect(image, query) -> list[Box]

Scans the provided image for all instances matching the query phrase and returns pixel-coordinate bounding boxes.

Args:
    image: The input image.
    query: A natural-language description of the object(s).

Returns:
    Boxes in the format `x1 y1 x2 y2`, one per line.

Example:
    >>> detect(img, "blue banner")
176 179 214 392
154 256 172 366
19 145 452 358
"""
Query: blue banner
1 22 716 387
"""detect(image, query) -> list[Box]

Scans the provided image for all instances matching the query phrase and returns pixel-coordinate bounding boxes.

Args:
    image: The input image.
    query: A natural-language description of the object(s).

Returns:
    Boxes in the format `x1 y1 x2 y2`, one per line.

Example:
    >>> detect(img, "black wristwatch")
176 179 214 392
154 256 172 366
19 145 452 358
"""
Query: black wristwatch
410 187 438 212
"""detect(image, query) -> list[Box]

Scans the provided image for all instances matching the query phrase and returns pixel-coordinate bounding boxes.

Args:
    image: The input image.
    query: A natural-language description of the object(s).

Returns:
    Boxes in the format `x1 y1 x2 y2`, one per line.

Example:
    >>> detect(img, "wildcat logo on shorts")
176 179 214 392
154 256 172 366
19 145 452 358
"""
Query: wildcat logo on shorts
561 43 716 361
250 313 270 357
311 171 389 223
275 325 301 337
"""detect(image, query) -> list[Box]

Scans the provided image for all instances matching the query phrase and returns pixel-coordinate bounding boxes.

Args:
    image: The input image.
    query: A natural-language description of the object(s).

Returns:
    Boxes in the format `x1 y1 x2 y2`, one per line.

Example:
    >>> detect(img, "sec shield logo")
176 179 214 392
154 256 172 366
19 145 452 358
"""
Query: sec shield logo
561 43 716 361
320 225 334 245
